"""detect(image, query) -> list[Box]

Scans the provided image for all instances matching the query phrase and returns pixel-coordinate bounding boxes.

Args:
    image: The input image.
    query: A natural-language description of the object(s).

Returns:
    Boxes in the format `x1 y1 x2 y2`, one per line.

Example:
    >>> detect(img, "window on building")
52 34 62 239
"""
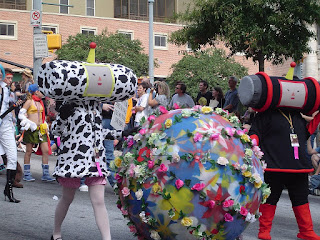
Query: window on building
154 33 167 49
0 0 26 10
118 30 133 40
60 0 68 14
42 24 59 34
87 0 95 16
81 27 97 35
114 0 175 22
0 21 17 40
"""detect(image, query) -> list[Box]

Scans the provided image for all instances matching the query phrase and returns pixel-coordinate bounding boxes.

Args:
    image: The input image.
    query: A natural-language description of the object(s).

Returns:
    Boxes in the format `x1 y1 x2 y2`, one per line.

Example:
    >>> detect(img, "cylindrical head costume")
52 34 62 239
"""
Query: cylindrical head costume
238 66 320 115
38 60 137 102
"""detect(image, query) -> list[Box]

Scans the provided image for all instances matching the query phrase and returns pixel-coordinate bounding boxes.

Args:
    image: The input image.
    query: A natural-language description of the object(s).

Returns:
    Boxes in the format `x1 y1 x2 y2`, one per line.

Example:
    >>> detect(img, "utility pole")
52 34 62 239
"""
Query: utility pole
148 0 154 84
33 0 43 84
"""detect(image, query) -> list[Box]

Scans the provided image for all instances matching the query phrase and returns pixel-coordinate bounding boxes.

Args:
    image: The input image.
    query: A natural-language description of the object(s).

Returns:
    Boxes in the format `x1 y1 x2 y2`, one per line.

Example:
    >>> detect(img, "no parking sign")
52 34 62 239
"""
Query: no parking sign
30 9 41 27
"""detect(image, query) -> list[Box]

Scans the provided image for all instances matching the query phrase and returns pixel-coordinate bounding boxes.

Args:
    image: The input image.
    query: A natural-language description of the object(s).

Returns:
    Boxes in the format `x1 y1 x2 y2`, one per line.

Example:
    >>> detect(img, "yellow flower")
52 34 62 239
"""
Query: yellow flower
152 182 162 193
243 171 252 178
165 119 172 128
114 157 122 168
201 106 213 114
181 217 193 227
254 180 262 188
241 134 250 142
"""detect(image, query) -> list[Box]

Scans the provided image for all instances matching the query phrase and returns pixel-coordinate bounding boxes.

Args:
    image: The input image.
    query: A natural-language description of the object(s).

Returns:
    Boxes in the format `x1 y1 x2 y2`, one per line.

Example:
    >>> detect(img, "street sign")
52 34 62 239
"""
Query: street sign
30 9 41 26
33 34 48 58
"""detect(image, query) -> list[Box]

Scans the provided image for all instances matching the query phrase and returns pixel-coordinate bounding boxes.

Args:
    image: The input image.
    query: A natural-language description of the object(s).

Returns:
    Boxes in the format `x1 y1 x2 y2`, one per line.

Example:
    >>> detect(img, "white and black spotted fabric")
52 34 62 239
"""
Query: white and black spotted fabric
38 60 137 178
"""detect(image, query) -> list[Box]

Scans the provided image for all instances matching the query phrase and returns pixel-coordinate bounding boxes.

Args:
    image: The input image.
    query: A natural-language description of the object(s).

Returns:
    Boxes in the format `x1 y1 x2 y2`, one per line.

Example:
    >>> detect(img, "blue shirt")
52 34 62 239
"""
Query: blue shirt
223 88 239 113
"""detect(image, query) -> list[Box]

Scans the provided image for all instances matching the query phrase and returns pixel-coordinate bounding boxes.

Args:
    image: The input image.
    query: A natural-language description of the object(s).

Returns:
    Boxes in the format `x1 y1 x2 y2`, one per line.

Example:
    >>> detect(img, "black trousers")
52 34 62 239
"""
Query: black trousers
264 171 309 207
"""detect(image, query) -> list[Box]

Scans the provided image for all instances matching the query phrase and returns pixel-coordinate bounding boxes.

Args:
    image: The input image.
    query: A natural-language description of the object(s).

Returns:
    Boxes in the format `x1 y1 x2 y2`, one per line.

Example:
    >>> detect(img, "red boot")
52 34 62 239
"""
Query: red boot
258 204 276 240
293 203 320 240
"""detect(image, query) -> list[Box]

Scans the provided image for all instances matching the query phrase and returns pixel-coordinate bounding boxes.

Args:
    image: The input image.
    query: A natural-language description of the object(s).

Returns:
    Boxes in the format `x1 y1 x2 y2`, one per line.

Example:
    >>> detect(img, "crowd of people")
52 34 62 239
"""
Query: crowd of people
2 68 320 240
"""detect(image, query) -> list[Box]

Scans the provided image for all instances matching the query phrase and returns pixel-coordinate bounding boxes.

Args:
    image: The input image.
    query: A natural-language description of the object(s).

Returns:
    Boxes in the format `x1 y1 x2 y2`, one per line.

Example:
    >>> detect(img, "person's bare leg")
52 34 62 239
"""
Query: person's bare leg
40 142 49 164
24 143 33 164
52 186 76 239
89 184 111 240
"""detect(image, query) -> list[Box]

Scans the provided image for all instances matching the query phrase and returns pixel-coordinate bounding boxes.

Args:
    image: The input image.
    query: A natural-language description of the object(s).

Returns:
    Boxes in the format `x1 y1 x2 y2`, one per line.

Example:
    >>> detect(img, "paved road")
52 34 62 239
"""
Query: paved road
0 152 320 240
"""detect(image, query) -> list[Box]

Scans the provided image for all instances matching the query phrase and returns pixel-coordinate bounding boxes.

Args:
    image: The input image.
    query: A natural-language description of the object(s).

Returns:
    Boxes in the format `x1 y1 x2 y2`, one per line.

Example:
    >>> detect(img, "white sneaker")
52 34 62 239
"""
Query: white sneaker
79 184 88 192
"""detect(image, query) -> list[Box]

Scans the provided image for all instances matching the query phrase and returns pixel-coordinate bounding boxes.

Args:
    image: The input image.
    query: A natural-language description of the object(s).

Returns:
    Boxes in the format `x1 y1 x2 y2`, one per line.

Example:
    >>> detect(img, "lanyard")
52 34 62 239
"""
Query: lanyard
278 109 299 159
278 109 294 133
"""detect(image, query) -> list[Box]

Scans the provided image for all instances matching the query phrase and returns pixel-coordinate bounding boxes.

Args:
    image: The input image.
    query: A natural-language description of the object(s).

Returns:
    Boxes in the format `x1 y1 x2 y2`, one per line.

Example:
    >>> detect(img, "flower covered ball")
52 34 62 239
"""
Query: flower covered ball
112 106 270 240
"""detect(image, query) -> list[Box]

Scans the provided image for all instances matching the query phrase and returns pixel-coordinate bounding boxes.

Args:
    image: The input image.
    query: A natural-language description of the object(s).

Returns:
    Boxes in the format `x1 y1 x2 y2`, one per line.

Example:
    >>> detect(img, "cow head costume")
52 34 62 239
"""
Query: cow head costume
37 43 137 178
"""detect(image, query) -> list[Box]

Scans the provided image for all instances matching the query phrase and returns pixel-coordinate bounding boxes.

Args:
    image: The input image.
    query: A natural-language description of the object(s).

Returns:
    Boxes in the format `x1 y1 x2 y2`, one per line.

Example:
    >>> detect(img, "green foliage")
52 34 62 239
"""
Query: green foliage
55 30 150 76
167 49 248 98
170 0 320 71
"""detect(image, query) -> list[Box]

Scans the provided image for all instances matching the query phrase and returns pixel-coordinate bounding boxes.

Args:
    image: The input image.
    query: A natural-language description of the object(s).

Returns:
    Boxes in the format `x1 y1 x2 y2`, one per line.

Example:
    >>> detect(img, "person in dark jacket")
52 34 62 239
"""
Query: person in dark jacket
249 108 320 240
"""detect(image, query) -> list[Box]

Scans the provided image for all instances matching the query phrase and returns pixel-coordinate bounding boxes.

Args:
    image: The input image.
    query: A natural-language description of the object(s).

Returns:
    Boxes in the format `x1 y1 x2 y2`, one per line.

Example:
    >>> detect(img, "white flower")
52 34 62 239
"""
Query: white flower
150 230 161 240
245 148 253 157
181 109 192 117
229 115 240 123
172 153 180 163
124 152 135 161
217 157 229 166
133 165 142 177
252 173 262 183
139 211 148 223
135 189 143 200
241 164 249 172
133 133 141 141
261 160 267 170
245 212 257 223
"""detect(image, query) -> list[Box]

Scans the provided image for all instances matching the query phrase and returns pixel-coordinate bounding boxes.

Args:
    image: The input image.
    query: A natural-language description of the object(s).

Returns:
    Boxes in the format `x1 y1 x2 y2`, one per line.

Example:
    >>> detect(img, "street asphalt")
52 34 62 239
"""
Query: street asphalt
0 152 320 240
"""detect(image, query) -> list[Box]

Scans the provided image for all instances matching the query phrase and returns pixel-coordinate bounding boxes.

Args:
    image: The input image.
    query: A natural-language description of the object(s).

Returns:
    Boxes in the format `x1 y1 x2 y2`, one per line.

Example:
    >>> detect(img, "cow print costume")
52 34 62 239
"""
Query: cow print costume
38 60 137 178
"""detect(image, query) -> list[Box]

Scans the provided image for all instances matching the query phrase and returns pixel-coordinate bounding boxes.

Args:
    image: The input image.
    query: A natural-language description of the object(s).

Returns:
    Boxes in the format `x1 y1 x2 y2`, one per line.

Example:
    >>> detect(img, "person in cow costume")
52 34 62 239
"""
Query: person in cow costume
37 43 137 240
239 62 320 240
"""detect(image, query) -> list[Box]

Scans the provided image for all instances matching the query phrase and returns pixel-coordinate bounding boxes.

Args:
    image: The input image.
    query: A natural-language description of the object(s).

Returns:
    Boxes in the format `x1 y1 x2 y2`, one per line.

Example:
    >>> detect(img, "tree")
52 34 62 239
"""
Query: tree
166 49 248 98
55 30 150 76
170 0 320 72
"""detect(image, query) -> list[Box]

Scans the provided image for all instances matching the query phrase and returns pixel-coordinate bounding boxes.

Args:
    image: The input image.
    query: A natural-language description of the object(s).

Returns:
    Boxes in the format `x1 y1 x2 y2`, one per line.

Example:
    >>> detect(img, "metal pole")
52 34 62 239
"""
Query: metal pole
148 0 154 84
33 0 42 84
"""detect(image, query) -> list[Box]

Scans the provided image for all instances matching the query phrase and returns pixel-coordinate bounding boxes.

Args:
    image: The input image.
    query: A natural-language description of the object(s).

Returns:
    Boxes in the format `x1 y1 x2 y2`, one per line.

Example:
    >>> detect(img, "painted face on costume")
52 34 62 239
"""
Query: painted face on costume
83 64 114 97
278 80 307 109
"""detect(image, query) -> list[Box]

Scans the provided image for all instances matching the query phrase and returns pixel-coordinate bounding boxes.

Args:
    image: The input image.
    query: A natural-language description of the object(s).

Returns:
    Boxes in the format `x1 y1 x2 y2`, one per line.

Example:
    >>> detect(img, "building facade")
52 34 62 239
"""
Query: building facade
0 0 311 81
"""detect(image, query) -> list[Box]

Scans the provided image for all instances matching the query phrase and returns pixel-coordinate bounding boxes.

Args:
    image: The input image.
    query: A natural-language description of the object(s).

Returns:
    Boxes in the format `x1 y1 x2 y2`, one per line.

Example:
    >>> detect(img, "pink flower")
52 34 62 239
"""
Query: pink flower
121 187 130 197
129 163 135 177
148 160 155 169
210 133 220 141
236 130 245 136
225 127 236 136
240 206 248 216
121 207 128 215
129 225 137 233
127 139 134 148
148 115 156 122
207 200 216 208
115 173 123 183
191 183 205 191
159 105 168 114
193 132 203 142
224 213 234 222
139 128 147 135
175 179 184 189
158 163 168 172
193 105 202 110
173 103 180 109
223 199 234 209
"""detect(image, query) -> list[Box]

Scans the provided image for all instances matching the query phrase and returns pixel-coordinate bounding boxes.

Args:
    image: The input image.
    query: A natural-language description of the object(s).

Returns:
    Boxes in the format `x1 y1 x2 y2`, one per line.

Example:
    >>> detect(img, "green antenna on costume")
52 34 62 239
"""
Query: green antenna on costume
86 42 96 63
